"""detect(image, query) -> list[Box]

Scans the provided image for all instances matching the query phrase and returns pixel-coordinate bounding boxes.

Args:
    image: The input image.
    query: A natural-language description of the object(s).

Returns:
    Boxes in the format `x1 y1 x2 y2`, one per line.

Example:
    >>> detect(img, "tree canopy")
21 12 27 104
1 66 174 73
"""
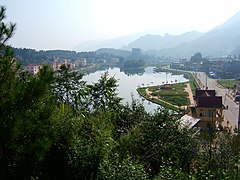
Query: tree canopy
1 5 240 179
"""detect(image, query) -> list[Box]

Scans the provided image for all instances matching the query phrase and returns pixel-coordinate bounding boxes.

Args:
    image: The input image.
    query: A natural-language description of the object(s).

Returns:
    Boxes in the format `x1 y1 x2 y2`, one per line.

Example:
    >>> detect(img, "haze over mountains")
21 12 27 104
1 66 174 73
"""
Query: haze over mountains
74 10 240 58
122 31 203 51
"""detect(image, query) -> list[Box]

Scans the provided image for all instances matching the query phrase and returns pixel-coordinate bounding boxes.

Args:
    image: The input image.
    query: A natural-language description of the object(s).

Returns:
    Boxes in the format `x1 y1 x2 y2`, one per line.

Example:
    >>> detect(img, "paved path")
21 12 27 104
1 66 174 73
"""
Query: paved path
185 83 194 105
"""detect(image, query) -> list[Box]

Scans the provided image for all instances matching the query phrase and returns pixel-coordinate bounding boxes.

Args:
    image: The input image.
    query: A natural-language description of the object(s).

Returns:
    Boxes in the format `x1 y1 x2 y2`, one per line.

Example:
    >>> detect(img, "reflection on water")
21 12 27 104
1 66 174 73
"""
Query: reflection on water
82 67 188 113
120 67 145 76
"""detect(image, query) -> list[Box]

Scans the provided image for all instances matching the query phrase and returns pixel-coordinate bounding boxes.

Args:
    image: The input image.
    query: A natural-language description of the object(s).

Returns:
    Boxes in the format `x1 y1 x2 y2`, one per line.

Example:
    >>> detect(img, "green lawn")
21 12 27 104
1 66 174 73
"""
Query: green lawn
137 82 190 110
154 67 199 95
217 79 238 90
150 83 189 106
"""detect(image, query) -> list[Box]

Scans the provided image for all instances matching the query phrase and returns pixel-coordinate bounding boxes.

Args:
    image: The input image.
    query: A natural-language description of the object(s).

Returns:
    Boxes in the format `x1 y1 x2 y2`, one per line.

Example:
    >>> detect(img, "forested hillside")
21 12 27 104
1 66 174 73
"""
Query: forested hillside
13 48 97 65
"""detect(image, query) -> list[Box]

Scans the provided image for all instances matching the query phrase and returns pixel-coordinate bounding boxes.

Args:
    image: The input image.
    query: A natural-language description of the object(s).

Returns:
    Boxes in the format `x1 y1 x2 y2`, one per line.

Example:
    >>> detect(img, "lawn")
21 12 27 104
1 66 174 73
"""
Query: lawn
217 79 238 90
154 67 199 95
150 83 189 106
137 82 190 109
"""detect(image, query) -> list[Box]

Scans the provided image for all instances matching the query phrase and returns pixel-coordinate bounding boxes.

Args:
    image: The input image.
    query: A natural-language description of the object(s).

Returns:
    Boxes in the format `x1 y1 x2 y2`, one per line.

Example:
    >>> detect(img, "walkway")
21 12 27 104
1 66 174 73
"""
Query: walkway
185 83 195 105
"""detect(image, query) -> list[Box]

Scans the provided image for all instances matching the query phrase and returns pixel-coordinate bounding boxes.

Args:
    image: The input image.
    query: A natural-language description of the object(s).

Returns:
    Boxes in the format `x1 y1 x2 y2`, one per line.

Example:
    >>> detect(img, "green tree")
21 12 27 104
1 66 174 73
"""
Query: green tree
190 52 202 62
53 64 87 111
0 6 16 48
0 6 58 178
87 72 122 111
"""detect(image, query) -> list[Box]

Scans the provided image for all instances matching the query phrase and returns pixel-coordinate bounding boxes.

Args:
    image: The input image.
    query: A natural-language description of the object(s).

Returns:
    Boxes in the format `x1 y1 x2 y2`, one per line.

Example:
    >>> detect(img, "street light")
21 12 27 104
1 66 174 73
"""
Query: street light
205 73 208 90
238 103 240 132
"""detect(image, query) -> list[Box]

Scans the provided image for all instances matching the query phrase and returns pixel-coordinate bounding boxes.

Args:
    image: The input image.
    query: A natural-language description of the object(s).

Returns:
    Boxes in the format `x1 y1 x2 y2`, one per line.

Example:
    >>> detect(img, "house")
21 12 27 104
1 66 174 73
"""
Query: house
24 64 42 75
75 58 87 67
51 61 64 71
51 59 75 71
190 90 225 129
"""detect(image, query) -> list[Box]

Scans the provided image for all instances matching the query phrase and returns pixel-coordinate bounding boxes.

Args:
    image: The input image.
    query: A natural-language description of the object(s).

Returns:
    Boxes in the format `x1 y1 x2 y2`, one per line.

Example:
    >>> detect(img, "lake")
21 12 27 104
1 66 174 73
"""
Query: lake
82 67 188 113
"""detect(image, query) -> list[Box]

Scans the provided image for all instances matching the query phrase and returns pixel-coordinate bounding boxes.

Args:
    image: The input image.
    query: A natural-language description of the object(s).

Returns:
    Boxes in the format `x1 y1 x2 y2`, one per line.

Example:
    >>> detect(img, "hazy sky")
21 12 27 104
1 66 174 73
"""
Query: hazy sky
2 0 240 50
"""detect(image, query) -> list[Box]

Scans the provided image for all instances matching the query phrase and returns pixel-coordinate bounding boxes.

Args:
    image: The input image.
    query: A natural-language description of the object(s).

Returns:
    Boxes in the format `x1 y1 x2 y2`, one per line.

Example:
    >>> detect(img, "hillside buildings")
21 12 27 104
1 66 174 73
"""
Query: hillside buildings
170 55 240 79
24 64 42 75
24 58 76 75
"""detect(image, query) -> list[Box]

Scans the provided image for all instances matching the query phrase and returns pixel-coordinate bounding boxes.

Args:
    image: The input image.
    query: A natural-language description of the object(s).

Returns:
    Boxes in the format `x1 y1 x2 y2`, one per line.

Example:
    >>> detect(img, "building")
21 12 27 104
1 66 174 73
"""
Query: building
179 114 200 129
24 64 42 75
75 58 87 67
51 59 75 71
51 61 64 71
190 90 224 129
170 62 184 69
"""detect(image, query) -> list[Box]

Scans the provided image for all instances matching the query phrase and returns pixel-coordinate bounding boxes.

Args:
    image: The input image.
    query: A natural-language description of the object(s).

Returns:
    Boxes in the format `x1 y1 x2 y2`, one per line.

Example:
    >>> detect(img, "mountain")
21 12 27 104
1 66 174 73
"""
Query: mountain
123 31 203 51
148 11 240 57
74 10 240 58
73 34 142 52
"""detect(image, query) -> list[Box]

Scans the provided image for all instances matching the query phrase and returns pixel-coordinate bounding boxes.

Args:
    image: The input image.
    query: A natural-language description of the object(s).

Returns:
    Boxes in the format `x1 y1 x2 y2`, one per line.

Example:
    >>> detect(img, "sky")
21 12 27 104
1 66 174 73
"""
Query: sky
2 0 240 50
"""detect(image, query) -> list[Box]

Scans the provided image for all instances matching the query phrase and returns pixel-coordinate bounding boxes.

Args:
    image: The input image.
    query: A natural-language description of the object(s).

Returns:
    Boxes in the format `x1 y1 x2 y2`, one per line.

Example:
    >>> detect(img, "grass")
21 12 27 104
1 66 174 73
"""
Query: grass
137 88 179 111
217 79 238 90
187 73 200 96
137 82 190 111
150 83 189 106
138 67 200 110
154 67 200 95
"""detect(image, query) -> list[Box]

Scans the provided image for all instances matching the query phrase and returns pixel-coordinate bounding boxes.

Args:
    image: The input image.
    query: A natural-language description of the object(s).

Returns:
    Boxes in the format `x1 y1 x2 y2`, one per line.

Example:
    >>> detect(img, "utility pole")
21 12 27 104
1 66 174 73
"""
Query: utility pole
166 72 168 84
205 73 208 90
238 103 240 132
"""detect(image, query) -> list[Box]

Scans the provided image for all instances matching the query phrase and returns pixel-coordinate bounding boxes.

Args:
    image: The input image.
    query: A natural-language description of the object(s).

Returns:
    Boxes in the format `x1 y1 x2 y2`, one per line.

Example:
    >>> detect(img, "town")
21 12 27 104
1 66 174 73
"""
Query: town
20 47 240 133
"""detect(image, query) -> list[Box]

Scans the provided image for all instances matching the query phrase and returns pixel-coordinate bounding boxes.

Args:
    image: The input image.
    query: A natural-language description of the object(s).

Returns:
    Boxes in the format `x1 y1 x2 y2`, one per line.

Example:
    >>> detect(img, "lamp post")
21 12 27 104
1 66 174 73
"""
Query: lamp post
238 103 240 133
205 73 208 90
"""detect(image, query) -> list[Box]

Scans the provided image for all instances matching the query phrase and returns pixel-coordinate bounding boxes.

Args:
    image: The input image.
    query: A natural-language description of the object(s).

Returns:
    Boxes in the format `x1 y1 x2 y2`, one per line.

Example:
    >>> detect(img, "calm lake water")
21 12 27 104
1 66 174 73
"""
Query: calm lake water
82 67 188 113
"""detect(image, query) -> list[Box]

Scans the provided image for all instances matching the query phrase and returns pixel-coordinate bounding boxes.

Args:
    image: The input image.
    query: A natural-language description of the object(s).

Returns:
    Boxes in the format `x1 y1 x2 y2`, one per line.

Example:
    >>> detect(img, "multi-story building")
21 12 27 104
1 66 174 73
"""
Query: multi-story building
190 90 224 129
51 59 75 71
24 64 42 75
75 58 87 67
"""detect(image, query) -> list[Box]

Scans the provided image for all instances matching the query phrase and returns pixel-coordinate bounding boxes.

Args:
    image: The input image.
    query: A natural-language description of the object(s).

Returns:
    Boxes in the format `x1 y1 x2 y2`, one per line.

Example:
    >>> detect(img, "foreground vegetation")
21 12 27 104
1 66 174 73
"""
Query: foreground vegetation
2 6 240 179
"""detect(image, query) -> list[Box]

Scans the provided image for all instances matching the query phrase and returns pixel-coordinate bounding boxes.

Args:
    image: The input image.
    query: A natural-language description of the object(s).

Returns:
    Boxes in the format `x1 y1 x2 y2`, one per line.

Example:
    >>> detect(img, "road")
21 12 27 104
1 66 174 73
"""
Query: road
194 72 239 130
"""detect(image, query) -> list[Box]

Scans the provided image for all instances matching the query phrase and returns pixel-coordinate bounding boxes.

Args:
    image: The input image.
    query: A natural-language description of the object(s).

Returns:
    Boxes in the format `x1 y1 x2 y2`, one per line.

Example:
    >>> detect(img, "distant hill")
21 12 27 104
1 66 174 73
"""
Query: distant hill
147 11 240 57
73 34 142 52
123 31 203 51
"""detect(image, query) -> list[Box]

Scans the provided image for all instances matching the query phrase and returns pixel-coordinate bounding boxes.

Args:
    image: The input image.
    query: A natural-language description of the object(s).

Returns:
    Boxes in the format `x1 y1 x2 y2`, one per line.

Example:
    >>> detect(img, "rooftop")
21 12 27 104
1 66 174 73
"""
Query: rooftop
179 115 200 129
195 90 223 108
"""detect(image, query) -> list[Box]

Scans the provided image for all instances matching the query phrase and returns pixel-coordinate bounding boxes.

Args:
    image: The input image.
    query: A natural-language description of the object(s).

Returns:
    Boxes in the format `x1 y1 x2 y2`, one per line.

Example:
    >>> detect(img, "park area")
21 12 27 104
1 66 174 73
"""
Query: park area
137 82 190 110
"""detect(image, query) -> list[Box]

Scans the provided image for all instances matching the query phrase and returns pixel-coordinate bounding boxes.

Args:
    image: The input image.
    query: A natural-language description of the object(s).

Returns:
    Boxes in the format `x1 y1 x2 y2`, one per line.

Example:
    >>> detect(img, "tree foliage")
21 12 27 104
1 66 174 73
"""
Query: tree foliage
1 5 240 180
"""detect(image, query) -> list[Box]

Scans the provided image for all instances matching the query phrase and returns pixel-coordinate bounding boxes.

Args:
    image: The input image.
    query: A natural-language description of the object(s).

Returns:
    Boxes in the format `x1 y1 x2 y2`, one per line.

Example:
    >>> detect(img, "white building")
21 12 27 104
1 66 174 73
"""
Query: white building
25 64 42 75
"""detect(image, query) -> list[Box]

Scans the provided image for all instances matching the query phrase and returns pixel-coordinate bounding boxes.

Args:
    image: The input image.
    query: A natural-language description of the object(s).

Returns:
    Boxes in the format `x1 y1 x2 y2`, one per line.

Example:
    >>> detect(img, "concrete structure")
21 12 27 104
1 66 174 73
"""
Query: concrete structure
75 58 87 67
190 90 224 129
25 64 42 75
51 59 75 71
51 61 64 71
179 114 200 129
